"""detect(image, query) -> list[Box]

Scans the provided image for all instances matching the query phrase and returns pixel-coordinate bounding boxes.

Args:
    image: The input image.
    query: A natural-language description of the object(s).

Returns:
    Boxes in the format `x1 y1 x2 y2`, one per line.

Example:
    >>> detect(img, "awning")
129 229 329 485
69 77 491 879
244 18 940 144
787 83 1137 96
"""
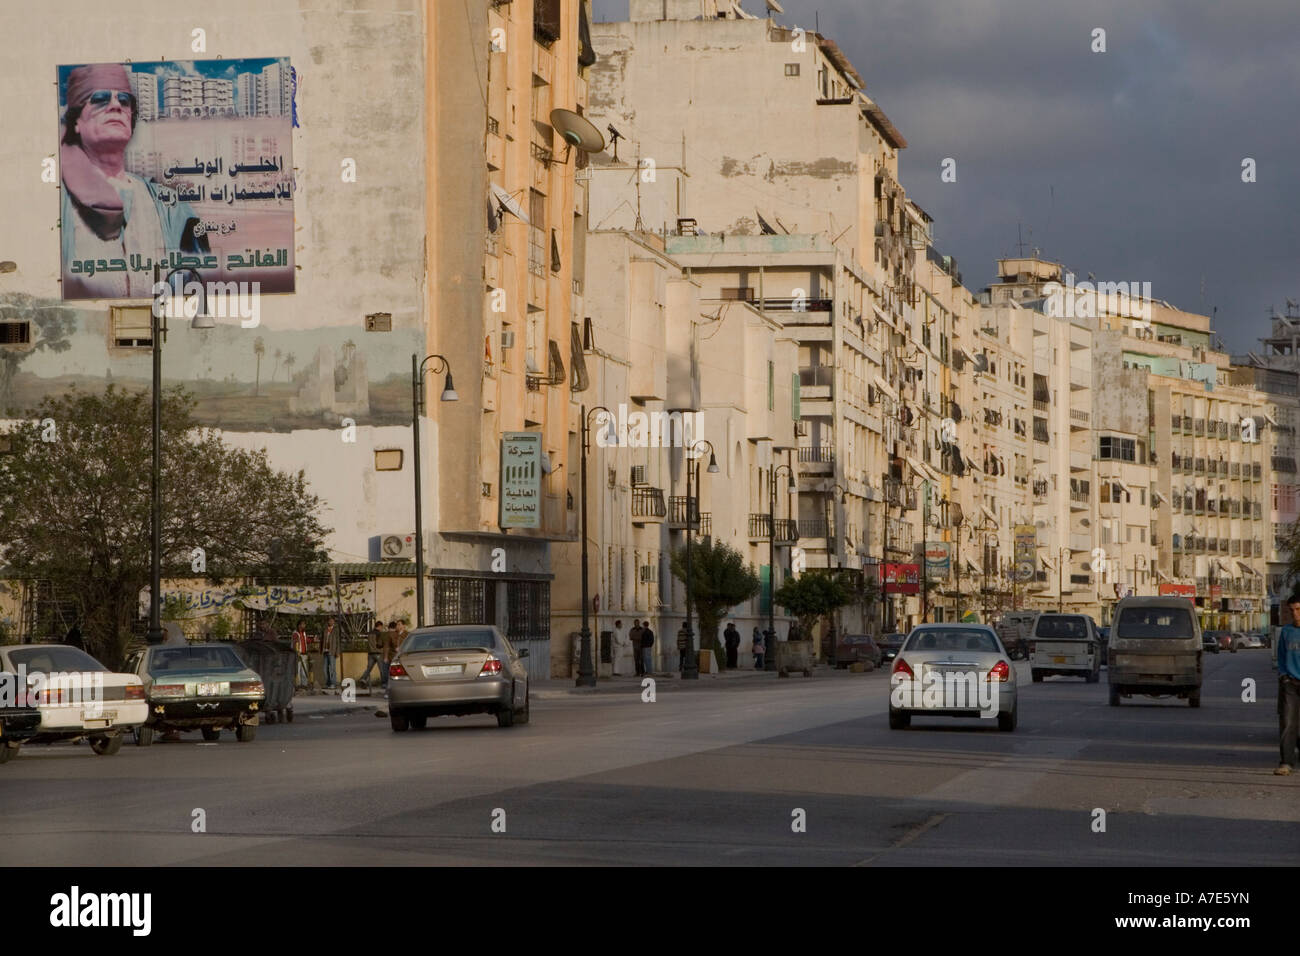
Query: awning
1156 569 1173 583
965 560 980 575
980 504 998 526
1040 555 1054 571
914 457 942 484
1237 561 1259 576
873 374 898 402
1152 491 1164 504
1111 479 1128 493
966 452 983 474
1215 559 1235 576
1263 411 1279 426
872 304 892 326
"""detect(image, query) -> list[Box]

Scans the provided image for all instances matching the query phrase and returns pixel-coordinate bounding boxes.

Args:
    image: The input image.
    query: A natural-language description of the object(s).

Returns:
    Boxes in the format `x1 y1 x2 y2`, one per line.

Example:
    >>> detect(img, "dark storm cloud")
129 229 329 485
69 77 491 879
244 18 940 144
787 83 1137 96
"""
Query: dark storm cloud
593 0 1300 349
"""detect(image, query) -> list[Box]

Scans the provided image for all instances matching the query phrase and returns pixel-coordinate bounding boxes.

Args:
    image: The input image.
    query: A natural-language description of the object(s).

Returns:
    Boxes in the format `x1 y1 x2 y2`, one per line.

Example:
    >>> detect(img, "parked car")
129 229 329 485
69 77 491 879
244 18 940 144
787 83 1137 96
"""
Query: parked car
124 642 265 744
1219 632 1238 653
1028 613 1102 683
387 625 530 730
1201 632 1220 655
877 633 908 663
1108 597 1202 707
835 634 882 669
0 644 147 757
887 624 1018 732
1239 632 1265 650
0 692 41 764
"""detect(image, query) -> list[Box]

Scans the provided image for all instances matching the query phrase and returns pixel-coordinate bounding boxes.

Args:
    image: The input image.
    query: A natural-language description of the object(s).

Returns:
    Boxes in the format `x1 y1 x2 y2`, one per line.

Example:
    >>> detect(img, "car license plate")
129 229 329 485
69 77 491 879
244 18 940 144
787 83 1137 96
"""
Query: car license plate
1053 656 1067 664
82 710 116 722
197 683 220 696
423 664 461 676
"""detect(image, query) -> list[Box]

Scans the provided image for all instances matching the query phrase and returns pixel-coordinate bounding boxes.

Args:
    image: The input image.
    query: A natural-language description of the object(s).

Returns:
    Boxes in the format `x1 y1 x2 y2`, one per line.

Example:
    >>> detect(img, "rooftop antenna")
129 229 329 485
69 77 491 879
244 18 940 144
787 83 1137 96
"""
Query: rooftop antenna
607 123 623 162
1015 223 1027 257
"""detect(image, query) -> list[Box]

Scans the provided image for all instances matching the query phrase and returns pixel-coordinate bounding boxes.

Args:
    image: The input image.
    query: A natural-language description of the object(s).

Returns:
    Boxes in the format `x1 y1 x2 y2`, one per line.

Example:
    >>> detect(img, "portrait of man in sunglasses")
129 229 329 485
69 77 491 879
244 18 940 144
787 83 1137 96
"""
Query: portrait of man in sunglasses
59 63 207 299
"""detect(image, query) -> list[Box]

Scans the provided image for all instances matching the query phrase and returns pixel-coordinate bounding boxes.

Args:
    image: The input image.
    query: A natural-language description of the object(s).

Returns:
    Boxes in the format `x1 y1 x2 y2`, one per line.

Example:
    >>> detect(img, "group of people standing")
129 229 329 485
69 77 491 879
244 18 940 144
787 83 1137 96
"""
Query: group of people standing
284 617 408 694
608 619 770 674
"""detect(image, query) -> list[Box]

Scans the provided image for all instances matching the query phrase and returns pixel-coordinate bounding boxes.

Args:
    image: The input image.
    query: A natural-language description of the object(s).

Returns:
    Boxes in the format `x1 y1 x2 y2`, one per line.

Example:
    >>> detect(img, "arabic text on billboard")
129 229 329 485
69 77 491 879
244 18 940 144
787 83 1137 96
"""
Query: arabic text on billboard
500 433 542 529
57 58 294 300
880 563 920 594
924 544 950 579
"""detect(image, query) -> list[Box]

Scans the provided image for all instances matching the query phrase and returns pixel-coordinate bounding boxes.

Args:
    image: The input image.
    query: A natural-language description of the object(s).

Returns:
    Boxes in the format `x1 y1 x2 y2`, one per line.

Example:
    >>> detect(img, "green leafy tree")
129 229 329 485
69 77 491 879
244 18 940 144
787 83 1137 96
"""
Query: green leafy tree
774 569 854 641
0 386 330 666
670 539 760 669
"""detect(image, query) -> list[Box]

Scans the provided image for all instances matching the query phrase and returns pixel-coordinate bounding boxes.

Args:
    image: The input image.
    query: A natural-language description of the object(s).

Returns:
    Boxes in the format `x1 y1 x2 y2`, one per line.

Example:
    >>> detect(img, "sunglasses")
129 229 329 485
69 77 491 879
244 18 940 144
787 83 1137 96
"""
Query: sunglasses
85 90 135 109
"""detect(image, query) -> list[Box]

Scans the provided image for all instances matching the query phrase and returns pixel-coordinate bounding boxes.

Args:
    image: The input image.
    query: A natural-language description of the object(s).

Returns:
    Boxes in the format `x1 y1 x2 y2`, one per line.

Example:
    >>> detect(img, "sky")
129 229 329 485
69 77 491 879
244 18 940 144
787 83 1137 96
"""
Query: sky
592 0 1300 354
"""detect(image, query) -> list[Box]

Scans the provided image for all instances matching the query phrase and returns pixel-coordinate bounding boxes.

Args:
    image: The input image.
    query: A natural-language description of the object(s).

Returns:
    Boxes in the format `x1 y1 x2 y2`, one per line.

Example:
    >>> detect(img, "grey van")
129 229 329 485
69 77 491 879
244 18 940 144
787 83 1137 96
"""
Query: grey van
1108 597 1202 707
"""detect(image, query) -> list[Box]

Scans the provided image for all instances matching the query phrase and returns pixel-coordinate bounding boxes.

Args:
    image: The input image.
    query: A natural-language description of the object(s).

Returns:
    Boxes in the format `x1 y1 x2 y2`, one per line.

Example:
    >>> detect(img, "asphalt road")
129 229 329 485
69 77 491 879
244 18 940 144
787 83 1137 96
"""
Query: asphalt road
1 650 1294 866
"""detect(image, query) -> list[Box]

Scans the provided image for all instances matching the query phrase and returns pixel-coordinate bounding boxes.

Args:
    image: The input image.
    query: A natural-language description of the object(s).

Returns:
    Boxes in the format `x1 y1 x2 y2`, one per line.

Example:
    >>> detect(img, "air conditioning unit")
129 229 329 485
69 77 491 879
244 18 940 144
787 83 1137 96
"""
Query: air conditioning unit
501 330 516 349
379 532 416 561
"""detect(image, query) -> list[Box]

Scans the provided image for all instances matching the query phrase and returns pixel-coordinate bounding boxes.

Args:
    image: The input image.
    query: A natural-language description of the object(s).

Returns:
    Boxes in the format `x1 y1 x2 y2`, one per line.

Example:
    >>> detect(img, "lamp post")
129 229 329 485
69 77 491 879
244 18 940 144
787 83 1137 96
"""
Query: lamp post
576 405 613 687
682 438 718 680
768 461 796 671
1058 546 1069 612
826 481 846 661
148 264 212 645
411 353 458 628
976 524 998 625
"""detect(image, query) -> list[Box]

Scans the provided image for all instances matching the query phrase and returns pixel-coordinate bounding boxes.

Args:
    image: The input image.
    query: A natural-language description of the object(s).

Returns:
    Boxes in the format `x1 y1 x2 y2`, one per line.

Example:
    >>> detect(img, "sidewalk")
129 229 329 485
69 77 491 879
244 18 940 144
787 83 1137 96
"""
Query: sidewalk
286 663 860 716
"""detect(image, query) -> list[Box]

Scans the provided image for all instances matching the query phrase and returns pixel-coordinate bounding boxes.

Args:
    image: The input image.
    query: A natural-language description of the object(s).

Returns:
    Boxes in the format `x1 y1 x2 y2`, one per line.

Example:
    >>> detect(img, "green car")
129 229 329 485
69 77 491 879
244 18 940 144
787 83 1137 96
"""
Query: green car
124 643 265 745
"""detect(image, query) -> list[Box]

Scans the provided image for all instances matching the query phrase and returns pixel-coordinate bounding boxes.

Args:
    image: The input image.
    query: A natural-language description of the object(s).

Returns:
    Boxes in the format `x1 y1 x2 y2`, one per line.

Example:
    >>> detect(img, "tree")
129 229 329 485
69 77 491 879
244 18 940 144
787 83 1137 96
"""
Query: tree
0 386 331 666
253 337 265 396
0 294 76 409
774 569 853 641
670 539 760 669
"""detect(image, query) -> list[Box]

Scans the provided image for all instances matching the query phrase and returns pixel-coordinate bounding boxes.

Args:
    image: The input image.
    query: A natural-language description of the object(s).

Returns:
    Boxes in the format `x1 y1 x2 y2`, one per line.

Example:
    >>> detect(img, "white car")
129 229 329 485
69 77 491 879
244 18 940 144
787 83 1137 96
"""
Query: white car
0 644 147 759
888 624 1019 732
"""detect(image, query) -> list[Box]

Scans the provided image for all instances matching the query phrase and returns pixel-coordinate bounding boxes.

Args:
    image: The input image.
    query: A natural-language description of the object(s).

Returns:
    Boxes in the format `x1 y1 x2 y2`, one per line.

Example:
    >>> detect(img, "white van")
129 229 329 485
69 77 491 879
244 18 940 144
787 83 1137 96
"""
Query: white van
1029 613 1102 683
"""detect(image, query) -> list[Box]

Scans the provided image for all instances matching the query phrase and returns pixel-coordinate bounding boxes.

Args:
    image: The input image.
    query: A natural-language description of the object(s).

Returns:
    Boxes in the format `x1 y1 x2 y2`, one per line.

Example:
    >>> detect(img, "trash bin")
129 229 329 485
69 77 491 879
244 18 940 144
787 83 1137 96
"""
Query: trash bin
238 639 296 724
775 640 814 678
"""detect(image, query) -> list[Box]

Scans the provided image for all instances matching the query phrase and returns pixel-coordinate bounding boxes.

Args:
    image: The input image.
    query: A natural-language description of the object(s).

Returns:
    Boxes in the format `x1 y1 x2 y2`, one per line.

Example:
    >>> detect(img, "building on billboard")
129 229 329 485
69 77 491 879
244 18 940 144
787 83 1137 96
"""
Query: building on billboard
128 71 158 121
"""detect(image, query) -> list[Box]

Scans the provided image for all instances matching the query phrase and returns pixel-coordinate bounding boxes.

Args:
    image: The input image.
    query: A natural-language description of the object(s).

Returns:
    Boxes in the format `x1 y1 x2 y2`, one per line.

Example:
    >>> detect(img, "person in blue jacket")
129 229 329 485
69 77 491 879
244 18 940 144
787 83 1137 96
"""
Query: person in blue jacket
1274 594 1300 775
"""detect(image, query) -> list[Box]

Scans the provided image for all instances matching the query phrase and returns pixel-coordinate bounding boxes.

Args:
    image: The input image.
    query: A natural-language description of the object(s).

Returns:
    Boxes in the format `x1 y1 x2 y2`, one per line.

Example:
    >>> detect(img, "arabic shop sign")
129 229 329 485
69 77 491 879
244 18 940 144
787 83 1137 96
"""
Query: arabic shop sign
924 544 951 579
1013 524 1037 582
138 581 375 618
57 57 295 300
879 563 920 594
500 432 542 529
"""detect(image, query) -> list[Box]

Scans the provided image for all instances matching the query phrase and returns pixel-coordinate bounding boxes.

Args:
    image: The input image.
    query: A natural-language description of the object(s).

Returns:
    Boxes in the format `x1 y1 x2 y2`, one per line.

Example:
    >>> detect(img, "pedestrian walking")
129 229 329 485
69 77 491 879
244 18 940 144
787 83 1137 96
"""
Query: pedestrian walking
321 618 340 692
1275 594 1300 775
629 620 645 676
612 619 628 676
384 620 405 684
358 621 388 690
291 619 311 690
724 622 740 669
640 621 655 676
752 627 765 670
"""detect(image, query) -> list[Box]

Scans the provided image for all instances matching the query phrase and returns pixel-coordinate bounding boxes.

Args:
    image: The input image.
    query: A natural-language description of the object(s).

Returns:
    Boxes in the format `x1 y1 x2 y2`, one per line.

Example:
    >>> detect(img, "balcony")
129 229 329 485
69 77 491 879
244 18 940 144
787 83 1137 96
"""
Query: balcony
631 487 666 523
1069 574 1093 586
883 478 918 510
762 296 833 313
1070 450 1090 472
798 445 836 464
1033 418 1050 443
798 366 835 398
774 518 799 544
668 496 710 536
799 518 831 539
1070 408 1090 428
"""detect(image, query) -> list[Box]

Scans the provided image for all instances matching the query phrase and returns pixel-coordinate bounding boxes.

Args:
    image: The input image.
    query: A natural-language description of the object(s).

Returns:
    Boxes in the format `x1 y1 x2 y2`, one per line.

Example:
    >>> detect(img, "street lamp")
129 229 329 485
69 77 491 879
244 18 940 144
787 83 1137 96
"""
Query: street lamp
576 405 614 687
974 522 998 626
411 353 458 628
767 461 796 671
1057 546 1070 612
682 438 718 680
148 264 211 645
826 482 847 661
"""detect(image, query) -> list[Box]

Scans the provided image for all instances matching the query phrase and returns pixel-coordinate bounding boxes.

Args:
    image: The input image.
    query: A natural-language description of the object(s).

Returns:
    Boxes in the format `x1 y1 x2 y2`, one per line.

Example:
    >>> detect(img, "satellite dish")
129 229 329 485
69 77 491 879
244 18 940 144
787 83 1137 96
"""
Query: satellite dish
490 183 529 225
973 353 989 373
550 108 606 155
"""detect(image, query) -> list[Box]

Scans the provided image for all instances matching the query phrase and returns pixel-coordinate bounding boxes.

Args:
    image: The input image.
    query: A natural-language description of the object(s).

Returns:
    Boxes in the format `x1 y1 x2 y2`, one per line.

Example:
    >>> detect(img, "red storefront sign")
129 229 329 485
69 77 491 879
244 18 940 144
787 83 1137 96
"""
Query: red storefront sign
880 563 920 594
1158 583 1196 598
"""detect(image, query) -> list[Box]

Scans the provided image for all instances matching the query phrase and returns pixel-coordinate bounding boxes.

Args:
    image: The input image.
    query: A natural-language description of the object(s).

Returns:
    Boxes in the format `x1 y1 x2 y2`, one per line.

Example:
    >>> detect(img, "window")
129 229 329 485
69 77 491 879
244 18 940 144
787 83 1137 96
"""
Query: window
110 306 153 349
0 321 31 346
784 63 800 76
1099 435 1136 461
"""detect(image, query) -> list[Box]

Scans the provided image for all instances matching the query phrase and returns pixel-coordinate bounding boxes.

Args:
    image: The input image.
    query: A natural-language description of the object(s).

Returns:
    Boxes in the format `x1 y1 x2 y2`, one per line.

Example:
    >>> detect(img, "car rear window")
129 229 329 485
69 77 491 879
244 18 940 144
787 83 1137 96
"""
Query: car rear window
7 647 108 673
404 630 497 653
904 629 999 653
1034 616 1089 639
149 646 245 673
1116 606 1195 639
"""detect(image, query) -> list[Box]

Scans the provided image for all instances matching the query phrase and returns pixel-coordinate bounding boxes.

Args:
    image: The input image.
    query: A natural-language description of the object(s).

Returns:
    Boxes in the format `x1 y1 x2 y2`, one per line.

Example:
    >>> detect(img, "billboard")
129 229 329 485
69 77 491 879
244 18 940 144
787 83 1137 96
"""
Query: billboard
924 544 951 579
500 433 542 529
880 563 920 594
1158 583 1196 598
1013 524 1037 581
57 58 294 300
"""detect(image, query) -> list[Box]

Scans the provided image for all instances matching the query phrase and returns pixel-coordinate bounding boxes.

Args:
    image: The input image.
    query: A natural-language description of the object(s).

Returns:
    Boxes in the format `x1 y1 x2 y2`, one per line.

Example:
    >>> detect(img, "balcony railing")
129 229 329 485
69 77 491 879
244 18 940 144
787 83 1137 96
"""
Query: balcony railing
883 478 917 510
668 497 710 534
761 297 833 313
799 518 831 539
631 486 666 519
774 518 799 543
798 445 836 463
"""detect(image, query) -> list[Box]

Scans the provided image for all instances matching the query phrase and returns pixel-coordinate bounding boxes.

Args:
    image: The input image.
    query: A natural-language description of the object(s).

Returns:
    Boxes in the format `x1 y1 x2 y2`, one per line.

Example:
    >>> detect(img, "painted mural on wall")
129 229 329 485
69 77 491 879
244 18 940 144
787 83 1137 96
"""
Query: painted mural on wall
0 291 418 431
57 58 294 300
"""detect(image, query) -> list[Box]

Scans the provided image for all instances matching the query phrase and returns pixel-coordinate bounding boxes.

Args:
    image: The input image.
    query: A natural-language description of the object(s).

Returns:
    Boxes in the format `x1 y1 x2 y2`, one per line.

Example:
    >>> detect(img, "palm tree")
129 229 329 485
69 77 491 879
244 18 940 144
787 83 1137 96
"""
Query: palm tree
253 337 265 396
272 348 282 382
284 352 296 383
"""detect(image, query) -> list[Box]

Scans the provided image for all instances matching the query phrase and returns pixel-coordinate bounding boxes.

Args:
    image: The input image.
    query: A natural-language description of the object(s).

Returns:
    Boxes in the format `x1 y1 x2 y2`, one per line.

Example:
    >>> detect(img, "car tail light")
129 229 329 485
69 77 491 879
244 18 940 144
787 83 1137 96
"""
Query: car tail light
988 660 1011 682
34 687 64 704
479 658 503 677
151 684 187 698
231 680 263 695
124 684 146 700
891 657 913 678
388 662 409 679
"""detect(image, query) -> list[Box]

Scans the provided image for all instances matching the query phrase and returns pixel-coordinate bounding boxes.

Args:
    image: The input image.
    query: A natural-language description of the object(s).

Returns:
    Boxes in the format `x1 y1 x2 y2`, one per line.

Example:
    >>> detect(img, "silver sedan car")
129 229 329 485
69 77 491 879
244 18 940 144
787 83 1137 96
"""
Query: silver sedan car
887 624 1018 732
386 625 530 731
